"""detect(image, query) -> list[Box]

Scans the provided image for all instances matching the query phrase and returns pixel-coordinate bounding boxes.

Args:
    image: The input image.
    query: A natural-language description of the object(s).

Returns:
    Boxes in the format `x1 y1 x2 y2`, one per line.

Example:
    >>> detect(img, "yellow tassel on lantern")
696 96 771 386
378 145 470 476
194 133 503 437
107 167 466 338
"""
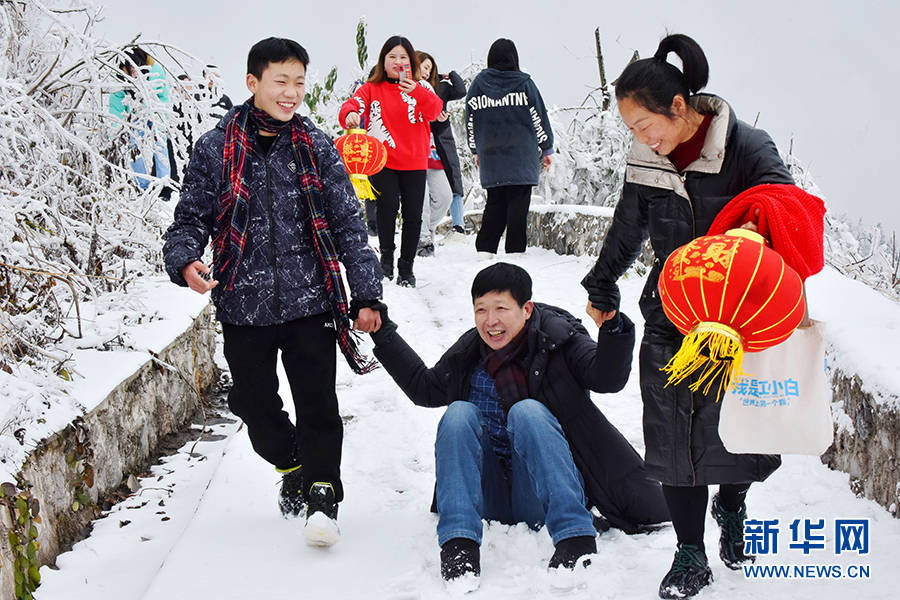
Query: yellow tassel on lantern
335 128 387 202
349 173 378 200
661 321 747 399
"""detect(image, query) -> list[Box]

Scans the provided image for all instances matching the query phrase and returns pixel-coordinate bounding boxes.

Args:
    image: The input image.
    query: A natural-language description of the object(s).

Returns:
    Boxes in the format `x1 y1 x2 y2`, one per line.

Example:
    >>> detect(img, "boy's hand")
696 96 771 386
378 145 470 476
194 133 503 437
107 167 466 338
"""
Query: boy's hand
354 307 382 333
182 261 218 294
585 302 616 328
345 112 361 128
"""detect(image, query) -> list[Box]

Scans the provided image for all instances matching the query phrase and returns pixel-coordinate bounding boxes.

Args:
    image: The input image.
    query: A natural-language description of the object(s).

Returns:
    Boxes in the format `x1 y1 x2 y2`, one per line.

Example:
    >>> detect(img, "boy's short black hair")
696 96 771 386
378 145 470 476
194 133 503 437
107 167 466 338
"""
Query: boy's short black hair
471 263 532 307
247 37 309 78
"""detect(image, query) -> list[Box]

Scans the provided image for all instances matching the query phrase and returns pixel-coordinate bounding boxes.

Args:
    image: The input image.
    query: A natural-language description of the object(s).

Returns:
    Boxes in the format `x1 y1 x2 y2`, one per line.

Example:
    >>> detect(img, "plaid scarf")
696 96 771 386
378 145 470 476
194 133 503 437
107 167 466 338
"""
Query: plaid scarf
214 99 376 374
480 323 531 412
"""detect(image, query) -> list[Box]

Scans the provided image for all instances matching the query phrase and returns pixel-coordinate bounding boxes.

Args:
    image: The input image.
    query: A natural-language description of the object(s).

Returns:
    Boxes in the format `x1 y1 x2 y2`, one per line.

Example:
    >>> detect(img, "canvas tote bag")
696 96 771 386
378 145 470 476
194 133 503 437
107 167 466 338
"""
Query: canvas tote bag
718 320 833 455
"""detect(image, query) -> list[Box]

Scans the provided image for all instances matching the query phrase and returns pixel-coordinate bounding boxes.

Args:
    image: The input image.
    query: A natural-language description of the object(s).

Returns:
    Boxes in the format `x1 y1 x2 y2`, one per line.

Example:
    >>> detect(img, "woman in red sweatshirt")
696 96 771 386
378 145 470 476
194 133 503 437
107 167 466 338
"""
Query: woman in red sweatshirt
340 36 443 287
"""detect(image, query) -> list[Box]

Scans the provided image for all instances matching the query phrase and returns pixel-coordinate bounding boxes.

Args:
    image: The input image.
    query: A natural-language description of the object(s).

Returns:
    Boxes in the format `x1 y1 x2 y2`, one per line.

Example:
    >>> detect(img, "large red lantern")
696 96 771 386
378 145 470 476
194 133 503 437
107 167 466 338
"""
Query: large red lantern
334 128 388 200
658 229 806 397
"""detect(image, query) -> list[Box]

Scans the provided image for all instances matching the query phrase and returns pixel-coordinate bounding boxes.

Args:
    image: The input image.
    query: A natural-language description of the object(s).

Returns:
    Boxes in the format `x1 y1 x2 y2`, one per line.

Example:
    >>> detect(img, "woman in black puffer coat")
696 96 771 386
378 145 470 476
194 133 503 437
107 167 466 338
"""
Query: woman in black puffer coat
581 34 794 600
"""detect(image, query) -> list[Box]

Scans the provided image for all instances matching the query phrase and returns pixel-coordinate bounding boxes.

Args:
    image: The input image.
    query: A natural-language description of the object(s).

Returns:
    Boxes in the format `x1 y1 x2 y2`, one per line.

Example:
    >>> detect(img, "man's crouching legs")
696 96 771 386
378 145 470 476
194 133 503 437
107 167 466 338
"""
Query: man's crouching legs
507 399 597 568
435 401 484 586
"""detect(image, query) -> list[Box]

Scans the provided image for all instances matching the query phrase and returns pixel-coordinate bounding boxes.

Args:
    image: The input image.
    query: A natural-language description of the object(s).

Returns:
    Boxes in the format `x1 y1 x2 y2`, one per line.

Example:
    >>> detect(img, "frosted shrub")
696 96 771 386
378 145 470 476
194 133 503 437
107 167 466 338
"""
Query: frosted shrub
0 1 206 372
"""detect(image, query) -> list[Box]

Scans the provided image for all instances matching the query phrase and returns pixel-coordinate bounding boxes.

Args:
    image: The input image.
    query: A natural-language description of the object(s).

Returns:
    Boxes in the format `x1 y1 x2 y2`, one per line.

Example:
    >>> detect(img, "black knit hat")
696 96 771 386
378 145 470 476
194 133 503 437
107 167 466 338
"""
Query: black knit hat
487 38 519 72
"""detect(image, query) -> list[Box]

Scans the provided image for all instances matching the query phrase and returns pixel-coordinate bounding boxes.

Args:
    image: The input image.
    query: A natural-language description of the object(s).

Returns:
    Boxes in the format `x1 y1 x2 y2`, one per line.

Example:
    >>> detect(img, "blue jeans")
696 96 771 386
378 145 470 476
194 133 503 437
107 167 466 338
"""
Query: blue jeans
449 193 464 228
435 400 596 547
130 130 170 190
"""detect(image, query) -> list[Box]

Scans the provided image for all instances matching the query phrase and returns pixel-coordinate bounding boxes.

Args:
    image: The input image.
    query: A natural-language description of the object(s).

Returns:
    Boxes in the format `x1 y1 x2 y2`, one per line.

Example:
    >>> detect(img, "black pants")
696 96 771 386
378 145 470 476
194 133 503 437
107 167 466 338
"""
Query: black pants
661 483 751 549
370 168 426 262
222 313 344 501
165 138 179 183
475 184 532 253
364 198 378 233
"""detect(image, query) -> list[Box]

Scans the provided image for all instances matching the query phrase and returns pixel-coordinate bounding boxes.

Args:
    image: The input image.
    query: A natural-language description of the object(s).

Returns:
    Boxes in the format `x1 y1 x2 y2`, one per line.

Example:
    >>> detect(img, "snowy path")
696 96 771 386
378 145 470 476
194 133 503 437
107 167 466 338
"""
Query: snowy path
36 239 900 599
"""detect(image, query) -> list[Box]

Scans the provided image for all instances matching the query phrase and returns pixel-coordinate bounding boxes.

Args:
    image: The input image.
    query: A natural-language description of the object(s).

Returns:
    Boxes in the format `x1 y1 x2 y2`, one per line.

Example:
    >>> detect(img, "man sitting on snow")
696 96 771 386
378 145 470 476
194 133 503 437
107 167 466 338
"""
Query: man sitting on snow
369 262 669 588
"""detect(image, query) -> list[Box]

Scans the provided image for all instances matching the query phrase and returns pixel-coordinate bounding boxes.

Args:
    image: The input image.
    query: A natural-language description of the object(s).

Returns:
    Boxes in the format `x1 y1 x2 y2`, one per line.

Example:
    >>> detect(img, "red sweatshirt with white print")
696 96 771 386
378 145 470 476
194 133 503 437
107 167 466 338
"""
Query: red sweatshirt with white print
339 80 443 171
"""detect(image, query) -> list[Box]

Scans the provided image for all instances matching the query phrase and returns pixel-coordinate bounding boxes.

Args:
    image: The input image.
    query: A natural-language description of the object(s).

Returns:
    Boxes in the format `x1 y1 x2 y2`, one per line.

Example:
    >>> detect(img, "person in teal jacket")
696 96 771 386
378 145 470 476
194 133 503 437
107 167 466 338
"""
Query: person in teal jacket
109 47 171 197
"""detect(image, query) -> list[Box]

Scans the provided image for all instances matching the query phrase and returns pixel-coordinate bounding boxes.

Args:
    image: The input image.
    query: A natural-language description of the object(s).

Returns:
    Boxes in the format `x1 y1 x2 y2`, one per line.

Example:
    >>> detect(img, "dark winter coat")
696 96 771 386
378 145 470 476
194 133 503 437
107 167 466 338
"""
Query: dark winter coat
163 108 382 326
465 68 553 188
581 94 794 487
371 303 670 533
431 71 466 195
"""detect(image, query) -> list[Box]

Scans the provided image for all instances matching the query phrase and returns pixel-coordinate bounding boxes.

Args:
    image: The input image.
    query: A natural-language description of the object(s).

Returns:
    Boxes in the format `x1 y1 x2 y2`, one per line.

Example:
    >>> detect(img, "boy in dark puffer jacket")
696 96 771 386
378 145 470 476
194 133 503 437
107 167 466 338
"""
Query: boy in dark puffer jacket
163 38 383 548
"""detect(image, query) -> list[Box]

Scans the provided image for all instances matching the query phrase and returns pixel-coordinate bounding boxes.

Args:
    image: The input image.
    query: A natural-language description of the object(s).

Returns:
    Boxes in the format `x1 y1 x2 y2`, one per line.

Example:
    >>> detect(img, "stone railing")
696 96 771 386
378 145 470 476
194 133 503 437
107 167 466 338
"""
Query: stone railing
824 372 900 515
0 302 218 600
444 204 899 518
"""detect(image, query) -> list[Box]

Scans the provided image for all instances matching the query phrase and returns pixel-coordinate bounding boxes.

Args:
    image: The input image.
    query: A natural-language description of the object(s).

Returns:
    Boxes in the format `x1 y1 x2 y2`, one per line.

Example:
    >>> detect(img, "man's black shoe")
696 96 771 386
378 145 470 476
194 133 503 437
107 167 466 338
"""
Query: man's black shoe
440 538 480 585
548 535 596 569
452 225 466 235
658 543 713 599
277 466 304 518
711 493 755 569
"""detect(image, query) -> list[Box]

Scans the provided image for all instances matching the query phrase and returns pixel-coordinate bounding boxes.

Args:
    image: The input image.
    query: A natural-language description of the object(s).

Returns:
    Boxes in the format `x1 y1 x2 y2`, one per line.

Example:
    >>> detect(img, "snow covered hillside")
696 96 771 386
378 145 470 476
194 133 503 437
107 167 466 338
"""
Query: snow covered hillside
34 239 900 600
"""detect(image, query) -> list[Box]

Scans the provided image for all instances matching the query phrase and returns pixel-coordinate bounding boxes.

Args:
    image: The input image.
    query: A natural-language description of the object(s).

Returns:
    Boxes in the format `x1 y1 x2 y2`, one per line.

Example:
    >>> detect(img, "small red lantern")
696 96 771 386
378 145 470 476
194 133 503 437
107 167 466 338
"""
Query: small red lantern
334 128 388 200
658 229 806 397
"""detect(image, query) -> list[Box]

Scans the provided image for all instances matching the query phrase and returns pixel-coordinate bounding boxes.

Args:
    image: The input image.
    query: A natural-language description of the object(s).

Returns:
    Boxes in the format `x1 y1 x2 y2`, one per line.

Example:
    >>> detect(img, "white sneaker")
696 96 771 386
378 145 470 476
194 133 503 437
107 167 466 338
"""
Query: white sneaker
303 482 340 547
476 251 495 260
304 511 341 547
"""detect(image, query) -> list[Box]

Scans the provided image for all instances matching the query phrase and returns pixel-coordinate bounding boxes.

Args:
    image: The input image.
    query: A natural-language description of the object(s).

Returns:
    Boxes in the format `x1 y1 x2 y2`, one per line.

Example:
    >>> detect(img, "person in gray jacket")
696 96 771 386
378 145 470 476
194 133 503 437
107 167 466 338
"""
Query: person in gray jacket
465 38 553 255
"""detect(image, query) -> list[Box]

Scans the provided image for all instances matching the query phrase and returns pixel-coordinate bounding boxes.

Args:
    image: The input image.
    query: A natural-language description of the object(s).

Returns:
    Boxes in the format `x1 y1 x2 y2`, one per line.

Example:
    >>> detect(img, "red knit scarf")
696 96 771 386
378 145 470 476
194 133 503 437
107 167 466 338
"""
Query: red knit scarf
707 183 826 280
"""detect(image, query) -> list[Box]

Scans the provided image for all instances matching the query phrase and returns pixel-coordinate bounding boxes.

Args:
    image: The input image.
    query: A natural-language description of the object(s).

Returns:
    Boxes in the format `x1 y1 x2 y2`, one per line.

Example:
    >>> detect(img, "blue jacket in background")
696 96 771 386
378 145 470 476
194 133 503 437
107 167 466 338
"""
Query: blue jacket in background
465 68 553 188
163 107 382 326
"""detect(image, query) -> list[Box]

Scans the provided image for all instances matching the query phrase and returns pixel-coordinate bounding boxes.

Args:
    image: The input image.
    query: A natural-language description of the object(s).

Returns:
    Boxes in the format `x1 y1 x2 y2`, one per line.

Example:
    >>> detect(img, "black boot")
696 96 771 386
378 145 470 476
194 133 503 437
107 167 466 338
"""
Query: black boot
380 250 394 281
397 258 416 288
304 482 340 547
658 543 712 599
548 535 596 569
277 465 304 518
416 242 435 257
711 493 755 569
440 538 480 583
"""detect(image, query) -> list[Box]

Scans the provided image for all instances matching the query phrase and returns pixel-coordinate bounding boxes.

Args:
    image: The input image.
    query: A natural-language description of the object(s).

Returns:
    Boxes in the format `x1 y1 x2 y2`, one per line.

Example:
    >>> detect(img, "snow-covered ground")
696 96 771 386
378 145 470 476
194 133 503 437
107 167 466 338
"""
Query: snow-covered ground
34 234 900 599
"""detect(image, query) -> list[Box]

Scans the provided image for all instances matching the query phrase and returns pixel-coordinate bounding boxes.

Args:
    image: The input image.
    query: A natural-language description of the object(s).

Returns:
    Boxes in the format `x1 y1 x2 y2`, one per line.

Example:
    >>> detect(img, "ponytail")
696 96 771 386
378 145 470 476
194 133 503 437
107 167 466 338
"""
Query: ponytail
615 33 709 116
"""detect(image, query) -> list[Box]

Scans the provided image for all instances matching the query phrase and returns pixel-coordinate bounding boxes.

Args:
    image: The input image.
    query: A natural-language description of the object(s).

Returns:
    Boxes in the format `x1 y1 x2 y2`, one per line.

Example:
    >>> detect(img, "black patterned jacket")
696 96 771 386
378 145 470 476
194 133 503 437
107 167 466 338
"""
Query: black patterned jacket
163 108 382 326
